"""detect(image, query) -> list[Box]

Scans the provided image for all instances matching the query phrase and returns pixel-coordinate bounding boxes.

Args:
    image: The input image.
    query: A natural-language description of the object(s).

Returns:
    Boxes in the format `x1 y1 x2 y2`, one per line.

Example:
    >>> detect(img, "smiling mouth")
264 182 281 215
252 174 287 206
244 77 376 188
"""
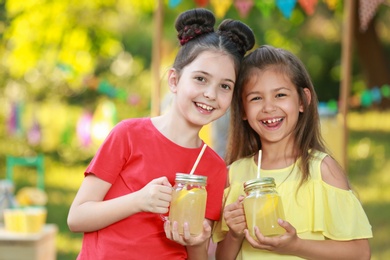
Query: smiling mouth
261 118 283 125
195 102 214 111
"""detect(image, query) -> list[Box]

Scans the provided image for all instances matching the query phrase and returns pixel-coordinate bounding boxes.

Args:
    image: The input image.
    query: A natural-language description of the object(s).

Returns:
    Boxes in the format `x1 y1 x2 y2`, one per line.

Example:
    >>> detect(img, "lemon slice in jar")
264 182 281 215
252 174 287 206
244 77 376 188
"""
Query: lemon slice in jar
258 194 279 217
176 188 202 203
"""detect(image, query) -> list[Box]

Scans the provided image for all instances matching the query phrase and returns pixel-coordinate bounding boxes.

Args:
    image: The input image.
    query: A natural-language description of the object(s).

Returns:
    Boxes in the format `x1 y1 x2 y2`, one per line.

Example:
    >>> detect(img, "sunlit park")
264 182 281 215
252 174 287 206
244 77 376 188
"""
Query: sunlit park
0 0 389 259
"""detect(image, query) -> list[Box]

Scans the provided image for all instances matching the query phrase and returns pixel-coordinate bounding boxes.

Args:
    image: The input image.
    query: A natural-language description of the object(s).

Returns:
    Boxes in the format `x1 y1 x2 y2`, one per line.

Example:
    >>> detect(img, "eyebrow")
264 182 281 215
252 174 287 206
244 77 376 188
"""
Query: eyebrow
244 87 292 98
193 70 235 84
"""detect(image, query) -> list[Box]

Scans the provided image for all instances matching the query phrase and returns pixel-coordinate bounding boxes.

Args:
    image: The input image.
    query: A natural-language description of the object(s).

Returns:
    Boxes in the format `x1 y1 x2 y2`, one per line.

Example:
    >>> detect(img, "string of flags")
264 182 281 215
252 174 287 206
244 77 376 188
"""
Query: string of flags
168 0 387 31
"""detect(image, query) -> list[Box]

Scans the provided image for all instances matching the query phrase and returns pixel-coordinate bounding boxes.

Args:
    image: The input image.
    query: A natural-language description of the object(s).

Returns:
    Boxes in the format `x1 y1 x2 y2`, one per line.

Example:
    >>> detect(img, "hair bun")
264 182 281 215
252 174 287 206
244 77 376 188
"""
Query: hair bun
175 8 216 45
217 19 255 56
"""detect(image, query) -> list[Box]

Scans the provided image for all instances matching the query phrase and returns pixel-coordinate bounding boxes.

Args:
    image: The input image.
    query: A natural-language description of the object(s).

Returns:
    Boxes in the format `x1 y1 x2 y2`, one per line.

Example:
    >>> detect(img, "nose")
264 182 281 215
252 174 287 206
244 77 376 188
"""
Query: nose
203 85 217 100
262 99 276 113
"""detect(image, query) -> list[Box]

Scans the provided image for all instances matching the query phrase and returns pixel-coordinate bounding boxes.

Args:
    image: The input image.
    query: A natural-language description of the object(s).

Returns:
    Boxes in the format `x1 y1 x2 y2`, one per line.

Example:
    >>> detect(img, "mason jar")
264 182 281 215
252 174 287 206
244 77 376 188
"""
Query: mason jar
168 173 207 236
243 177 285 238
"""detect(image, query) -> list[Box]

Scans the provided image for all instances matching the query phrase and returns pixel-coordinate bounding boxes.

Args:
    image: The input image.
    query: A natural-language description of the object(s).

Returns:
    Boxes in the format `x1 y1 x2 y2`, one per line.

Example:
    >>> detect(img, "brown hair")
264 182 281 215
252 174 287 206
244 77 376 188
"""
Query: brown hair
226 45 328 186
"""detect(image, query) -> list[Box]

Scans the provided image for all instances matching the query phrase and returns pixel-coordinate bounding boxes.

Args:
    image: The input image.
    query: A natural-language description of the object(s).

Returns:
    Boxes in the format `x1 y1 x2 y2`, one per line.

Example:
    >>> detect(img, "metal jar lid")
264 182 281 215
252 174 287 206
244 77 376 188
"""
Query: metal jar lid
243 177 275 190
175 173 207 184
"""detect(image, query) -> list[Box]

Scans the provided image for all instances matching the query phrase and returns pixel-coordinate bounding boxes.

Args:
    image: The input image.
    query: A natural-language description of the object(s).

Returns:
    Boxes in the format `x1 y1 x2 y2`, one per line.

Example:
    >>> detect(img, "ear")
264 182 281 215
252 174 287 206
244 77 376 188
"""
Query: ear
242 111 248 120
299 88 312 113
168 68 179 93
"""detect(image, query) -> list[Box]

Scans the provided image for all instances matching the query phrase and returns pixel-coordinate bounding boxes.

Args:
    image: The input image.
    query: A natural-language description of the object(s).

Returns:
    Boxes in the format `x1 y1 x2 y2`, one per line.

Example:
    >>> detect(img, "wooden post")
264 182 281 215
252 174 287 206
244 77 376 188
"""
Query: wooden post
339 0 356 171
151 0 163 117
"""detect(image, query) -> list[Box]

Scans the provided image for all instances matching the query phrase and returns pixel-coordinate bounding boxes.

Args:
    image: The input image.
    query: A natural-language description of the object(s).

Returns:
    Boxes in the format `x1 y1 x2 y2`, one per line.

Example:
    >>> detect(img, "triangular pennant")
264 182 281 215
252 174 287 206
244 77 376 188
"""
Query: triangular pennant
234 0 254 18
168 0 182 8
359 0 384 32
298 0 318 15
255 0 275 17
210 0 232 18
323 0 338 10
194 0 209 7
276 0 297 19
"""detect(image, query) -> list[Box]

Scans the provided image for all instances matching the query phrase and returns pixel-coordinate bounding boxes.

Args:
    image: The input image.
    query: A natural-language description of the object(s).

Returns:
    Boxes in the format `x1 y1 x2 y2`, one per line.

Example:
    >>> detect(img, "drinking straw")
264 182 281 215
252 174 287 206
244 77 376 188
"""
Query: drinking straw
257 149 262 179
189 143 207 175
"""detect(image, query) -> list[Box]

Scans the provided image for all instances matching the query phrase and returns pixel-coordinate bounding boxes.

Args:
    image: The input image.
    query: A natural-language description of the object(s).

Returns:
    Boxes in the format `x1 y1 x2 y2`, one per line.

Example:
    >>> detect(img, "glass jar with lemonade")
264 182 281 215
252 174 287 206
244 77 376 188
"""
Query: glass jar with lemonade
243 177 285 238
168 173 207 236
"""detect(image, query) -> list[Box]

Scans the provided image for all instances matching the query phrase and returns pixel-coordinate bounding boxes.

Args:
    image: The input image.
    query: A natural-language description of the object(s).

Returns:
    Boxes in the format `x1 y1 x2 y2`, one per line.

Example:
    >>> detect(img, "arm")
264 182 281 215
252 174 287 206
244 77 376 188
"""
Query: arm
245 220 370 260
67 174 172 232
215 196 246 260
243 155 371 259
186 219 213 260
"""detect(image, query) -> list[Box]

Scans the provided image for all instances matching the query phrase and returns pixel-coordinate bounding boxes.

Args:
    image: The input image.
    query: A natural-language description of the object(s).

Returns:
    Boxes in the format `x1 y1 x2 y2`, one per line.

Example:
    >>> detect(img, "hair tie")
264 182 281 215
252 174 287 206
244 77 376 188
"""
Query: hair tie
179 26 214 46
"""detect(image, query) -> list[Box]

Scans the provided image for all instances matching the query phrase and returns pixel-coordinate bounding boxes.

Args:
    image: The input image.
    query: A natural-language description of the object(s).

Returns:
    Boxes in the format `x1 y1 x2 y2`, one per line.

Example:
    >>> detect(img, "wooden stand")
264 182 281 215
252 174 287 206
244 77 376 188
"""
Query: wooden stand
0 224 57 260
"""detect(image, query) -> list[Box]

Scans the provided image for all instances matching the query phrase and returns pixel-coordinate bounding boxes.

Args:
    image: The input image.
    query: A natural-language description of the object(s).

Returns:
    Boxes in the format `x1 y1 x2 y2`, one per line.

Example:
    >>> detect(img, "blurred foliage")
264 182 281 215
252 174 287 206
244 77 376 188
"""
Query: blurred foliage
1 112 389 260
0 2 389 259
0 1 389 164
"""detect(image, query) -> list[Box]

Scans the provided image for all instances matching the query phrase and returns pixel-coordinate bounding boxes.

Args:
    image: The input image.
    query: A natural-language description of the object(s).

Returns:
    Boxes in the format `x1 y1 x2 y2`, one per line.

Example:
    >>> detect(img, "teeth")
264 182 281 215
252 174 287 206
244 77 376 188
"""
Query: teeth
196 103 213 111
262 118 282 124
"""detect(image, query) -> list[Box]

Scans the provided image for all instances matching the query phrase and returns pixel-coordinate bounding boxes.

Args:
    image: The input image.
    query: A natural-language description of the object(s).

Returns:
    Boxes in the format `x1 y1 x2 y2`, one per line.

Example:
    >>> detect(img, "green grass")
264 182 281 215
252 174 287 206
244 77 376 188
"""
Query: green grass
2 111 390 259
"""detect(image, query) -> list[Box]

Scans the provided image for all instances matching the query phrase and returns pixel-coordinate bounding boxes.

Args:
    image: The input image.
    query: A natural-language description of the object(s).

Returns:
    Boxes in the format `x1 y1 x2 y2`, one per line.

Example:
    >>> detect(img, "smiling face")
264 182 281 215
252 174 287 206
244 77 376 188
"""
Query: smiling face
242 68 306 147
169 50 236 127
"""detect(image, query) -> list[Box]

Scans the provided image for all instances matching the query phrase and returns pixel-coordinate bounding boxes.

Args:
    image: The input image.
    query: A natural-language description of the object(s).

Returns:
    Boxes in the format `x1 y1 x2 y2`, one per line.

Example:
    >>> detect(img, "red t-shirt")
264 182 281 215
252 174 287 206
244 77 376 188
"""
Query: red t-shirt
77 118 227 260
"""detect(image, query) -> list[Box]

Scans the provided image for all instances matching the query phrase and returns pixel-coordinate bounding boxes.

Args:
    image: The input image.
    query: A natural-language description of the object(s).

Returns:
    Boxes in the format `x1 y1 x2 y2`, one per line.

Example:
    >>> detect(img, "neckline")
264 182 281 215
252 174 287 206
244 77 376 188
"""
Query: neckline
147 118 205 150
250 155 296 173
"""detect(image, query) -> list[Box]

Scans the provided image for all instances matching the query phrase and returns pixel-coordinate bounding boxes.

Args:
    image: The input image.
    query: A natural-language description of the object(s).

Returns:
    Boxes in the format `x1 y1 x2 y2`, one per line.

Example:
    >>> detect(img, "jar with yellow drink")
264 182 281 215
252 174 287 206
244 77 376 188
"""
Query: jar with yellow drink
243 177 285 238
168 173 207 236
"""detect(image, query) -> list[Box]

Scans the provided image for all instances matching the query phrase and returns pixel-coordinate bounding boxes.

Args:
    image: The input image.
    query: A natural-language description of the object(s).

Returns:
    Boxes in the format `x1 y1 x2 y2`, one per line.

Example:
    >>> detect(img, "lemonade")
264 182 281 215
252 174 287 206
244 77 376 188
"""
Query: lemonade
243 177 285 238
168 173 207 236
244 193 285 237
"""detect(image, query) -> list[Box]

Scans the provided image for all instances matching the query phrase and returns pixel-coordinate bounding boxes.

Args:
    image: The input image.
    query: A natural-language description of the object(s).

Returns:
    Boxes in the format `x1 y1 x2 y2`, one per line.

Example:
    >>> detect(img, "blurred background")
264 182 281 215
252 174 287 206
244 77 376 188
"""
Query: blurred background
0 0 389 259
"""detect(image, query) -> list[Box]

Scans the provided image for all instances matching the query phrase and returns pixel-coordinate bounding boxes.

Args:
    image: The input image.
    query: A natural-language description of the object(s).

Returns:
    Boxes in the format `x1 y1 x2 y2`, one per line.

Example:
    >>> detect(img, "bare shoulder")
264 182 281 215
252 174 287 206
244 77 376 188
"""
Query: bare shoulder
320 155 350 190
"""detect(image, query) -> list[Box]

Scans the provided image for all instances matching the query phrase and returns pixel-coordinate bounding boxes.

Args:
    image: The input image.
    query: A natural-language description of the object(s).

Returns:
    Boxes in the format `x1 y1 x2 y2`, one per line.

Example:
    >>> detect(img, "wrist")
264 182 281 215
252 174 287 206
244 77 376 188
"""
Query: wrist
229 230 245 241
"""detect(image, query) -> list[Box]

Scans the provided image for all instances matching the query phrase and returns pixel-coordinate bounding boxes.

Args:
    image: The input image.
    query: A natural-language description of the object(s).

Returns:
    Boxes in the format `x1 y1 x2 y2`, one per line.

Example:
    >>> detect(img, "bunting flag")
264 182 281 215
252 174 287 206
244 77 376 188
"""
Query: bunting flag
169 0 182 8
194 0 209 7
298 0 318 15
359 0 384 32
210 0 232 18
323 0 338 10
276 0 297 18
350 84 390 108
234 0 254 18
255 0 275 17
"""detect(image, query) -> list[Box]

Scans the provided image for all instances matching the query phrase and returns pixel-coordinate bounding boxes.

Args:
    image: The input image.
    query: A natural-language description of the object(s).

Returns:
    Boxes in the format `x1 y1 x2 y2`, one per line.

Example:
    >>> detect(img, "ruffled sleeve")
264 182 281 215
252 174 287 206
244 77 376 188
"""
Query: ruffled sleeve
312 180 373 240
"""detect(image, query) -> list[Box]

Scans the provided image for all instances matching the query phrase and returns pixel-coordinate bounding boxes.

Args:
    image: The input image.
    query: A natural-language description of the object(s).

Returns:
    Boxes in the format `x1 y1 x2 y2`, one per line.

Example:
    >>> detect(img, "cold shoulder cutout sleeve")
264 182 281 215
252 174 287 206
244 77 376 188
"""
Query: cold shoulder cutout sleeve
311 181 373 240
307 150 372 240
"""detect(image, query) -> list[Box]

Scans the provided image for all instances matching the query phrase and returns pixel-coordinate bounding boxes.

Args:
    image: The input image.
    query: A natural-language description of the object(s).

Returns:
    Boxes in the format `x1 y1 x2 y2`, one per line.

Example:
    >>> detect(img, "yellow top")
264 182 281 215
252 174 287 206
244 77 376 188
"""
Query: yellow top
213 150 373 260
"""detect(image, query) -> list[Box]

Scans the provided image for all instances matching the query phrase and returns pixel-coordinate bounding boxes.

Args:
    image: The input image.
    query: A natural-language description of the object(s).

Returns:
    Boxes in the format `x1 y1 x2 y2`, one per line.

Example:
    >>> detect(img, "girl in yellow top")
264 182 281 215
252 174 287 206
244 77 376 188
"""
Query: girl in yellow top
213 45 372 259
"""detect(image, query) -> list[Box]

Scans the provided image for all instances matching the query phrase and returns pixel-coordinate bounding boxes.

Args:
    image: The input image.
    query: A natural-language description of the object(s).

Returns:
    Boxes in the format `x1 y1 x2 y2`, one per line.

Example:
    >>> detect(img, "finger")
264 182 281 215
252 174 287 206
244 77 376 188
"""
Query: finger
160 176 173 187
164 220 172 238
278 219 293 234
237 195 245 202
172 221 181 242
158 192 172 203
245 229 273 251
182 222 191 241
160 185 173 195
253 227 276 249
151 176 172 187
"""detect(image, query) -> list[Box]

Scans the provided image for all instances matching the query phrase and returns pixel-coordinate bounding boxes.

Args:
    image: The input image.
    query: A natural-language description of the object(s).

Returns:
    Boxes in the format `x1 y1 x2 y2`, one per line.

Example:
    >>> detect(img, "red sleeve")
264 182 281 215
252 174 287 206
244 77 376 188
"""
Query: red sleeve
85 121 131 184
